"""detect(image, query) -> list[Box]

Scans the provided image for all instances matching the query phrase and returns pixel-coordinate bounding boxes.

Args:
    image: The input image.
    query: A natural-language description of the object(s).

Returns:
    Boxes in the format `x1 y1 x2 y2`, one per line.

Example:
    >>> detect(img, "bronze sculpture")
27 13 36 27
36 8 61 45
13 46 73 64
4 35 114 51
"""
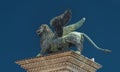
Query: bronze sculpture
36 9 111 56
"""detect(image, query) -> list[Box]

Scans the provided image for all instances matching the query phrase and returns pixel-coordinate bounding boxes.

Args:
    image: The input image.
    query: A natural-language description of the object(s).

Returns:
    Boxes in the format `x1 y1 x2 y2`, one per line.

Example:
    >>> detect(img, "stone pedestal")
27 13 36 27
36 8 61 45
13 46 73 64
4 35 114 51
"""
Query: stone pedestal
16 51 102 72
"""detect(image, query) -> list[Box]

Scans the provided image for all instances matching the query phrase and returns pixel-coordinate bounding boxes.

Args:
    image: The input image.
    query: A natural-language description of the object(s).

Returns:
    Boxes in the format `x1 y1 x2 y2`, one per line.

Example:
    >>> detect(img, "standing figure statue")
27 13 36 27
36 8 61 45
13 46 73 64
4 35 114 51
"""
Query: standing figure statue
36 9 111 56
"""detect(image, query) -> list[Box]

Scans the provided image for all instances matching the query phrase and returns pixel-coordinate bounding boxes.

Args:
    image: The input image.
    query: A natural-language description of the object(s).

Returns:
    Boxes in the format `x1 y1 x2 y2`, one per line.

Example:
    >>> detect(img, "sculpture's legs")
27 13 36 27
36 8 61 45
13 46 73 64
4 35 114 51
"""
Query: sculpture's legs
36 48 47 57
75 44 82 54
36 53 41 57
75 34 84 54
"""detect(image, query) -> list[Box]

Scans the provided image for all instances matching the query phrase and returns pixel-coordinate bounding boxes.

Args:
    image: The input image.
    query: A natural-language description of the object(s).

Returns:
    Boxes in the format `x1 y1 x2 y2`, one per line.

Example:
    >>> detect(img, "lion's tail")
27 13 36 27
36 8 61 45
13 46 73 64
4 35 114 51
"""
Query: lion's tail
82 33 111 53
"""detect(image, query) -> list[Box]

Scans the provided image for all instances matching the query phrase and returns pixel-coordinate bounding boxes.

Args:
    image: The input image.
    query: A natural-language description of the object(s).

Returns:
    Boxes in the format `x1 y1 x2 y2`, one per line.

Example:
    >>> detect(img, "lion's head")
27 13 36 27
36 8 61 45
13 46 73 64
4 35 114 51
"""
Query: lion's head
36 24 54 36
36 24 53 36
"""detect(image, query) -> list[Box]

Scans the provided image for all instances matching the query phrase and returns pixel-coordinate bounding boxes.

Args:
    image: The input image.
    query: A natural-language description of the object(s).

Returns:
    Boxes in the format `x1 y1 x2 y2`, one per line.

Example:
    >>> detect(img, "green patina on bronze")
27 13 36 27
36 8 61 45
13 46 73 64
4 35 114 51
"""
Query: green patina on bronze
36 9 111 56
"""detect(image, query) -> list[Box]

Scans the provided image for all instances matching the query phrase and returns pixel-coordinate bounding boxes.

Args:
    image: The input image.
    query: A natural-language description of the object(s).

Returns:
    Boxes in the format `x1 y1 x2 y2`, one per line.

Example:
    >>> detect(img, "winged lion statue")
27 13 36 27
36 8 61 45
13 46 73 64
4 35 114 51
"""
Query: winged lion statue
36 9 111 56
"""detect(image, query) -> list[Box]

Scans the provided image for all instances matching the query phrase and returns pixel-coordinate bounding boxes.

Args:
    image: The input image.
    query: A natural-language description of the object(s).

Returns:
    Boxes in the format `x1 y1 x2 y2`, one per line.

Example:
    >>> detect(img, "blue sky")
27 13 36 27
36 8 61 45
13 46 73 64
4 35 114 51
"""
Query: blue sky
0 0 120 72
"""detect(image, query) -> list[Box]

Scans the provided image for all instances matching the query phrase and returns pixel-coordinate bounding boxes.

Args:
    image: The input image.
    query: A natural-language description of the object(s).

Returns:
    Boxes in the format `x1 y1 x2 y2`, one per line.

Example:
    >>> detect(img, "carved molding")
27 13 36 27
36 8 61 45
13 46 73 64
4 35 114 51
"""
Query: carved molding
16 51 102 72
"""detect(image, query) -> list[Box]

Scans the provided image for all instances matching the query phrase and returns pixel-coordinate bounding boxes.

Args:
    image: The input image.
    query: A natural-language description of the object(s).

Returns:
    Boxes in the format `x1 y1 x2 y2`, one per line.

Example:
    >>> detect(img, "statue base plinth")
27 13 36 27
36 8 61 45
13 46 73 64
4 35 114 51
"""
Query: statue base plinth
16 51 102 72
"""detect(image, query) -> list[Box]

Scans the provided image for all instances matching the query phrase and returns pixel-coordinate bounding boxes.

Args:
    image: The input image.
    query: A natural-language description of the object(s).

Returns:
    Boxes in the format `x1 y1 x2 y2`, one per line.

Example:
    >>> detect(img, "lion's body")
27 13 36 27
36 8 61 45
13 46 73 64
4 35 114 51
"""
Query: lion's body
38 24 84 55
36 24 111 56
49 32 84 53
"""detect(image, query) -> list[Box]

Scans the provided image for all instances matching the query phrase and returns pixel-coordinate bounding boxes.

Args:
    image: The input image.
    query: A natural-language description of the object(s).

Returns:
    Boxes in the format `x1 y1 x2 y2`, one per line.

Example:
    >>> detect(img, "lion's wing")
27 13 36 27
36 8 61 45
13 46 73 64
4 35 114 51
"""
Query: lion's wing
63 17 86 36
50 9 72 37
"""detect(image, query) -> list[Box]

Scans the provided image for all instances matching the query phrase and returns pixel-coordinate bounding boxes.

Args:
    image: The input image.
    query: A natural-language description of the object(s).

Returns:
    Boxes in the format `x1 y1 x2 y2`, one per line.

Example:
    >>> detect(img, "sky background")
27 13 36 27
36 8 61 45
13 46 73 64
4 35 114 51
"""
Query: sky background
0 0 120 72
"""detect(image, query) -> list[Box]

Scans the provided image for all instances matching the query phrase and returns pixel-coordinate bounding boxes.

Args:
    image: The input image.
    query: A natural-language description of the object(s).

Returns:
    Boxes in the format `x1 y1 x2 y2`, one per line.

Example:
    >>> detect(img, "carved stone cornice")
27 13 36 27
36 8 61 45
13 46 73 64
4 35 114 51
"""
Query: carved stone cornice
16 51 102 72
